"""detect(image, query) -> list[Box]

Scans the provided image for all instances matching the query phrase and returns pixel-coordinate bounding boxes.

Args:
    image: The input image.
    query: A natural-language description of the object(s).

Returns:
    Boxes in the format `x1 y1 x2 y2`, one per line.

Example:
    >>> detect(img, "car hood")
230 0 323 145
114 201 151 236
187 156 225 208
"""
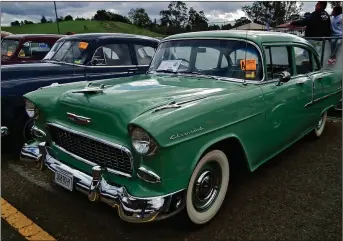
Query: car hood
1 62 74 82
32 74 247 146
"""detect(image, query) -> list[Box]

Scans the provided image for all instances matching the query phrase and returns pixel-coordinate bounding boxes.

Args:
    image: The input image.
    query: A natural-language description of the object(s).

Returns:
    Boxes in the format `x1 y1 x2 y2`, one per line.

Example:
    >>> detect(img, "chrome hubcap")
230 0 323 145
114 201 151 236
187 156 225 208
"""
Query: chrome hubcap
192 162 222 212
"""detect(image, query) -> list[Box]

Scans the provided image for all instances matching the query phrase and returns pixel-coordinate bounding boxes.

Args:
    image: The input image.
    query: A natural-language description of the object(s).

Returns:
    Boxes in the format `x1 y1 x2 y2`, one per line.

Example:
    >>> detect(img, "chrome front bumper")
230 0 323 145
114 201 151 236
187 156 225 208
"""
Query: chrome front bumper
1 126 9 137
20 141 185 223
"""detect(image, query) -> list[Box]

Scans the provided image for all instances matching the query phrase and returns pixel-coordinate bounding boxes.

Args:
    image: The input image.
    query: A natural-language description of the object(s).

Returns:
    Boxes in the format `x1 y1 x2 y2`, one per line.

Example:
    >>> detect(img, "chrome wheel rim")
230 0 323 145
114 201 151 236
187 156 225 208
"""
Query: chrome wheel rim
192 162 222 212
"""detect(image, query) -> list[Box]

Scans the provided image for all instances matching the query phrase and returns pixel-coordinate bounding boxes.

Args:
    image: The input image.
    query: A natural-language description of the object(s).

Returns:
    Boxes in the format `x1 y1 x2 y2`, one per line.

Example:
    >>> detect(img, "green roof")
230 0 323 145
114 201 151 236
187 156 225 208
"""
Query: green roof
164 30 309 46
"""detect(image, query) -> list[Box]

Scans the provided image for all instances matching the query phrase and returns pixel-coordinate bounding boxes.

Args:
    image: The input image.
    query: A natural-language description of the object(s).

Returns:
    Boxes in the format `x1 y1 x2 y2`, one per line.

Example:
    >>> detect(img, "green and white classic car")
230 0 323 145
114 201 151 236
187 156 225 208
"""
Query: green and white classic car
21 30 342 225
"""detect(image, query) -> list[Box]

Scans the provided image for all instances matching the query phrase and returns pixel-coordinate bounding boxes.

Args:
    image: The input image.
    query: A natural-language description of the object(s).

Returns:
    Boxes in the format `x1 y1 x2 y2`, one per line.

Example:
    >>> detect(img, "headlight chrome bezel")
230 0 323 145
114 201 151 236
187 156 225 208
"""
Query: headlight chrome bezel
129 125 158 156
25 99 39 119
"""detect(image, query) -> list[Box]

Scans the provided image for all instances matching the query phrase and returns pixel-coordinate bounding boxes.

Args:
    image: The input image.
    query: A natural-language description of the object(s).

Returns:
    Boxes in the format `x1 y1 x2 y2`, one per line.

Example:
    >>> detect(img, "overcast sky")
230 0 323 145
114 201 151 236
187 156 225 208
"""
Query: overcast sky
1 1 325 27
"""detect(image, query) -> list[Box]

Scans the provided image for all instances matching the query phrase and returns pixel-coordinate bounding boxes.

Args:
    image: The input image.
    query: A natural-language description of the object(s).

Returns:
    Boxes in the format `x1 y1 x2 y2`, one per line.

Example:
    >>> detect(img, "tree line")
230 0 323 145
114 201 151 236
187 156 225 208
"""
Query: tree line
10 1 342 34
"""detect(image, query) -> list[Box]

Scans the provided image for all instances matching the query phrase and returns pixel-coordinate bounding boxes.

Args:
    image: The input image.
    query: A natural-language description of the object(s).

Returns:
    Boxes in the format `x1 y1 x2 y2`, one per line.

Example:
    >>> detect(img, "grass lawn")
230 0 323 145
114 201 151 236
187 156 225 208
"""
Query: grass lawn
2 20 164 37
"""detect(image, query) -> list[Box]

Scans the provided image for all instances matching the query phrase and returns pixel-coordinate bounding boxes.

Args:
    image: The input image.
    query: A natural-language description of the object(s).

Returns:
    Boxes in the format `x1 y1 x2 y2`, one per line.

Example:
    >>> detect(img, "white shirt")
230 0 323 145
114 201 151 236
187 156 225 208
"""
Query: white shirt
331 14 342 36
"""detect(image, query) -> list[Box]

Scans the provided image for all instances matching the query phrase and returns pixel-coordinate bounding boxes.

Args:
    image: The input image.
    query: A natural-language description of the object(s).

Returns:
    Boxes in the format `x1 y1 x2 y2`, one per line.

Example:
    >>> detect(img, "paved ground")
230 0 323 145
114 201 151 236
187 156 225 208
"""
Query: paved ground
1 119 342 241
1 221 26 241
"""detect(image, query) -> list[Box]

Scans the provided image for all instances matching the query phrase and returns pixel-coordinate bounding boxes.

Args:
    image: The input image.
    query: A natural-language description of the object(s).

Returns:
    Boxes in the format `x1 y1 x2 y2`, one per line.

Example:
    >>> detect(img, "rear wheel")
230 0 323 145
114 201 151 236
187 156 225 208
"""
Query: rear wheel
185 150 229 225
313 111 327 137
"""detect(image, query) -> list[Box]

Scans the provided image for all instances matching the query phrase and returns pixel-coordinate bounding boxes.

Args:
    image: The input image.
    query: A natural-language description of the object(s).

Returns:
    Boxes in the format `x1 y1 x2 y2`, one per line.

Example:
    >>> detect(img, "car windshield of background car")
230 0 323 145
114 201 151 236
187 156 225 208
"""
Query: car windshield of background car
48 40 88 65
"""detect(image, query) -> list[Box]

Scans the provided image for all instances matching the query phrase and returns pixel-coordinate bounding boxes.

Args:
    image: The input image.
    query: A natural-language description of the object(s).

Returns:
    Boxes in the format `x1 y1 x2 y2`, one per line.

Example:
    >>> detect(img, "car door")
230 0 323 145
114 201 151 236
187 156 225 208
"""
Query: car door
85 42 138 81
131 42 157 74
259 44 313 156
292 45 325 127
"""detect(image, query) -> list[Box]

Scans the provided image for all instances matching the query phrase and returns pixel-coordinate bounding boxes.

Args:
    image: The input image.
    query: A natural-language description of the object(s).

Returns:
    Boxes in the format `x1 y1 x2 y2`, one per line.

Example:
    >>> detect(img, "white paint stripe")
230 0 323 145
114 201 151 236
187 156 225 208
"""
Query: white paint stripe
8 164 55 193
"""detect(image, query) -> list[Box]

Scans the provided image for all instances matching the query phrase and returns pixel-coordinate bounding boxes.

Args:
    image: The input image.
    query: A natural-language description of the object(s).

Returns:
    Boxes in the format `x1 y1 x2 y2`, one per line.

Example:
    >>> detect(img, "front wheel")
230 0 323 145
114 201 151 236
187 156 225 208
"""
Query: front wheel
313 111 327 137
186 150 230 225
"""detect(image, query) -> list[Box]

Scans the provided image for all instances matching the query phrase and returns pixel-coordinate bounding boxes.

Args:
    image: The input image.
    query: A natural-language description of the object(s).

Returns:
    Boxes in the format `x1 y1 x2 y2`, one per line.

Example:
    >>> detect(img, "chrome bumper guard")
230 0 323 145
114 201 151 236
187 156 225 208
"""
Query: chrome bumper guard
1 126 9 137
20 141 185 223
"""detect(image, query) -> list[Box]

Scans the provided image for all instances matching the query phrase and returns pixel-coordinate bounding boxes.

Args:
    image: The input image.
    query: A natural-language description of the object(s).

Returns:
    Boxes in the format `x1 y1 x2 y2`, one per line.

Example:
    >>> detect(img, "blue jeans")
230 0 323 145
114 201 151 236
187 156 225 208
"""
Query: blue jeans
330 38 342 59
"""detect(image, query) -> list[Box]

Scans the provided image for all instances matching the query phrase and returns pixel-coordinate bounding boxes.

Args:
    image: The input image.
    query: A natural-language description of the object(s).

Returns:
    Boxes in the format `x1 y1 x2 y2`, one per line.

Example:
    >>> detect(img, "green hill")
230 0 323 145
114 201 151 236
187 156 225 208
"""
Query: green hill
1 20 164 37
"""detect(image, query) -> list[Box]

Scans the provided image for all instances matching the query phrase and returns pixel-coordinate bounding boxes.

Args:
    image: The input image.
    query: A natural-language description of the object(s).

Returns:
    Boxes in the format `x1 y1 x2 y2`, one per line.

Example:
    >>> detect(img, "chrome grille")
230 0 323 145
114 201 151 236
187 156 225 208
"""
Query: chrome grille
48 124 132 176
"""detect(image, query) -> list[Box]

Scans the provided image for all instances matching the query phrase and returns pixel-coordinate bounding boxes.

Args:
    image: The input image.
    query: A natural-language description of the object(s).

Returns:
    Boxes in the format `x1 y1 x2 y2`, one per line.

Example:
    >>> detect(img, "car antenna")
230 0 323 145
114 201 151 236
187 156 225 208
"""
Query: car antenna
243 30 248 86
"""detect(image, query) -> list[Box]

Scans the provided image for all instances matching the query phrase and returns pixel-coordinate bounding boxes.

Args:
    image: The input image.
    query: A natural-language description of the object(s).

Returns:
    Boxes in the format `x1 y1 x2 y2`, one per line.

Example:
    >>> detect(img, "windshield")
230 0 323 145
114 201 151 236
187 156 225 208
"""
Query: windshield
1 39 19 56
149 39 263 81
43 40 89 65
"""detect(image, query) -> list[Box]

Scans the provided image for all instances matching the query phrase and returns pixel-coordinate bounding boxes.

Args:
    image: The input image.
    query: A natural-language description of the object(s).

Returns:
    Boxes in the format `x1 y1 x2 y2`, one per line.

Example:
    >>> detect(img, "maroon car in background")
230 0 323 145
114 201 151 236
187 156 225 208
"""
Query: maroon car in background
1 34 64 65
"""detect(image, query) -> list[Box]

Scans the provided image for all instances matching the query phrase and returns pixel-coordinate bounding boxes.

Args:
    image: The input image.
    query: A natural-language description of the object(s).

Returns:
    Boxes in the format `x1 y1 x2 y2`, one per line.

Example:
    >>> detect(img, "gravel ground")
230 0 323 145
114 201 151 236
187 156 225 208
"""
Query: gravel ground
1 120 342 241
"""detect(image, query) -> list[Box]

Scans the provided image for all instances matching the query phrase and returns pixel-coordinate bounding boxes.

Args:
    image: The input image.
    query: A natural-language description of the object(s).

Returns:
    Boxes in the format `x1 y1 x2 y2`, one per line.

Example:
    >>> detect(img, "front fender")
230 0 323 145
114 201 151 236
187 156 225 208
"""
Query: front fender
134 85 264 187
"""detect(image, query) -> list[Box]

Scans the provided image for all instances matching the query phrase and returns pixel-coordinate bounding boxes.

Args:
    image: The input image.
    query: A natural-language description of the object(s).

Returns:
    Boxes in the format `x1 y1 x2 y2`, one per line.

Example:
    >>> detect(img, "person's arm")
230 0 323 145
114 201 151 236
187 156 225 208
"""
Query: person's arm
291 12 315 26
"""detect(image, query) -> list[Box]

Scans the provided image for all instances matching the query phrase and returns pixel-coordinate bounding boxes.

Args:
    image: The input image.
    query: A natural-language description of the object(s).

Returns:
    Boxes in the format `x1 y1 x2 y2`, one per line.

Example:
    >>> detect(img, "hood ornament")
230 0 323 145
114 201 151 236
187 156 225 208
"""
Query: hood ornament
67 112 91 125
71 82 105 94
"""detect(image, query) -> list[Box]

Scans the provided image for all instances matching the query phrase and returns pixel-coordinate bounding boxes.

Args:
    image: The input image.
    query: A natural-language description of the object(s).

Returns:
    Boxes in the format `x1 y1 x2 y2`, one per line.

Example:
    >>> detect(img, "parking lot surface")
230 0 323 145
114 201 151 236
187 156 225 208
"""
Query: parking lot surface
1 120 342 241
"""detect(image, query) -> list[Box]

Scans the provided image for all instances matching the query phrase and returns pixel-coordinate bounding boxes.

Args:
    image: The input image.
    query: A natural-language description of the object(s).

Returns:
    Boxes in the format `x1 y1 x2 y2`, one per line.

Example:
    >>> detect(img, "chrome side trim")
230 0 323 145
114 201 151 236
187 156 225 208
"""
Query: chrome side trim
67 112 91 124
158 37 265 83
20 141 186 223
137 166 161 183
47 122 133 178
304 89 342 108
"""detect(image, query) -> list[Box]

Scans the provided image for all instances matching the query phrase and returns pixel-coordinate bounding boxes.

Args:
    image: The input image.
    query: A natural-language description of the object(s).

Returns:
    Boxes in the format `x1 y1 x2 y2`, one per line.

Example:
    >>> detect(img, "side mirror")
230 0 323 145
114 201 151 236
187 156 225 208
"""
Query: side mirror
277 71 291 85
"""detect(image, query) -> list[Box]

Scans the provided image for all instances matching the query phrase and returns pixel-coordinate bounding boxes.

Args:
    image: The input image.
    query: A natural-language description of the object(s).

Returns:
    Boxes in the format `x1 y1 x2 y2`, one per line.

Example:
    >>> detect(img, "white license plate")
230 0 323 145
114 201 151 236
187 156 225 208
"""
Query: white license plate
54 171 73 191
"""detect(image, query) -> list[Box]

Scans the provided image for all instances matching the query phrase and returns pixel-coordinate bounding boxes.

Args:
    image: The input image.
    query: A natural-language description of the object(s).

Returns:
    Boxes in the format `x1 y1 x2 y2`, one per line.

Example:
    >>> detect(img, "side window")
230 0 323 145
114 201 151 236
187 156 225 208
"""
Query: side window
18 41 51 59
92 44 132 66
294 47 313 75
264 46 292 80
195 47 220 70
134 45 156 65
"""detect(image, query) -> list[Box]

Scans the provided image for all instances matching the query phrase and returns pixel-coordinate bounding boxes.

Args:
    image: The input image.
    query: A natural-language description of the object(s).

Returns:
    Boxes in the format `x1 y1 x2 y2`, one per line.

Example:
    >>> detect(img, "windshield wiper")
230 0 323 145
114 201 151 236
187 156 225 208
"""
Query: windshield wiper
153 69 179 74
180 71 219 80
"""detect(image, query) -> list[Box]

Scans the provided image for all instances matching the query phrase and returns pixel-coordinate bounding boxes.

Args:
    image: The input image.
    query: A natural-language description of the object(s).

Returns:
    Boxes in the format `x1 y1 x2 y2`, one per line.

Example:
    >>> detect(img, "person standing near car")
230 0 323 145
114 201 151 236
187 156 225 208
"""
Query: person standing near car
290 1 331 56
328 6 342 65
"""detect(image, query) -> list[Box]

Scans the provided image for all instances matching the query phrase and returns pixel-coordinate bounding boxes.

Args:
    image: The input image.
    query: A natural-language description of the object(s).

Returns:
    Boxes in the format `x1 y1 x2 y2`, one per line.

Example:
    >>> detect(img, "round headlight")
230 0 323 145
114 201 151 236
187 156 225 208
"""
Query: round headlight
130 127 157 156
25 100 39 119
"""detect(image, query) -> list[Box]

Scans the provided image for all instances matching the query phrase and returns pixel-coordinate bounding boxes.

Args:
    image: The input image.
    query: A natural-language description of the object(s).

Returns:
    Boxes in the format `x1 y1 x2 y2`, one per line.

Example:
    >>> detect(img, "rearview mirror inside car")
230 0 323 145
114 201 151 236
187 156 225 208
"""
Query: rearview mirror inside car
197 47 207 53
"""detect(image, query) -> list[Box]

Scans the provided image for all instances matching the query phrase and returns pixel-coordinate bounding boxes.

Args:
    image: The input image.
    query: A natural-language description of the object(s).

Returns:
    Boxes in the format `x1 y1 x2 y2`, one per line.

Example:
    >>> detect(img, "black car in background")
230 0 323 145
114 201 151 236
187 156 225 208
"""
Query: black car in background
1 33 160 152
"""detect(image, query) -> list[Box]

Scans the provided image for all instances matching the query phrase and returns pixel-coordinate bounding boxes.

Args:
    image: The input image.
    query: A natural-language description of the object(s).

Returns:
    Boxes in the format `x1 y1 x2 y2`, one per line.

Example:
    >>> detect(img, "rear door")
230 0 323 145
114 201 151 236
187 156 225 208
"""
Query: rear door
259 44 313 154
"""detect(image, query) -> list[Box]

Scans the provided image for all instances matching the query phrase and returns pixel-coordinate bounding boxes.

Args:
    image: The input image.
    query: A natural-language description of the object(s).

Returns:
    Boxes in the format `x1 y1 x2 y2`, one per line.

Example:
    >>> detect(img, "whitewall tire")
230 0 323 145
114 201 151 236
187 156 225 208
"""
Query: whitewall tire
186 150 230 225
314 111 327 137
